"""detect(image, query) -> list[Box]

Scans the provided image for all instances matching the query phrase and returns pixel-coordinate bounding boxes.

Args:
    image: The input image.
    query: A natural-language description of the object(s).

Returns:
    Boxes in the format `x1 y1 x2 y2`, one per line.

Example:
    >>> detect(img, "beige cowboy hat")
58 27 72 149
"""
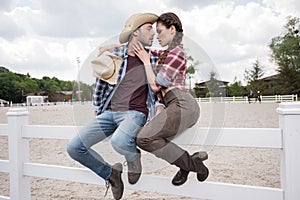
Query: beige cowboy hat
119 13 158 44
90 51 122 85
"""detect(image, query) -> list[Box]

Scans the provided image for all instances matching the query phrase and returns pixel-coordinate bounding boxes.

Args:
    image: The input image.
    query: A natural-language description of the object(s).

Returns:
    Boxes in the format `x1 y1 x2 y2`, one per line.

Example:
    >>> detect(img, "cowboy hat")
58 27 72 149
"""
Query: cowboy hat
90 51 122 85
119 13 158 44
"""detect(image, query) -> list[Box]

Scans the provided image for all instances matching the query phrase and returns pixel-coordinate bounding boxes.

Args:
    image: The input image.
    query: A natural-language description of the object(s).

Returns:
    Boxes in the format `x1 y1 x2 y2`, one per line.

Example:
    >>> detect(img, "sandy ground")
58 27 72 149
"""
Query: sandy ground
0 102 281 200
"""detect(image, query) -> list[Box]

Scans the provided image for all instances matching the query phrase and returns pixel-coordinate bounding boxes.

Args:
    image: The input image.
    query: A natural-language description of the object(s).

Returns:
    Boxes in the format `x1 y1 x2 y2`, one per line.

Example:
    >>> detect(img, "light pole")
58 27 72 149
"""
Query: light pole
76 57 81 101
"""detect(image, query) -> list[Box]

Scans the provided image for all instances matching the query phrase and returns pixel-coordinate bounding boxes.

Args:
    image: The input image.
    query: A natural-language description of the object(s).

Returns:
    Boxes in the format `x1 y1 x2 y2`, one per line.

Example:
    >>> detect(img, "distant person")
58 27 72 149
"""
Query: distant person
134 12 209 186
257 91 262 103
67 13 160 200
249 90 253 97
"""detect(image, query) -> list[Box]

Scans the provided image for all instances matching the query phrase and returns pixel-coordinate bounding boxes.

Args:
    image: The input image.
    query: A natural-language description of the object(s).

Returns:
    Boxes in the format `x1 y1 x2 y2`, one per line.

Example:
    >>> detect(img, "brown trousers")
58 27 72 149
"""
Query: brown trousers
137 88 200 172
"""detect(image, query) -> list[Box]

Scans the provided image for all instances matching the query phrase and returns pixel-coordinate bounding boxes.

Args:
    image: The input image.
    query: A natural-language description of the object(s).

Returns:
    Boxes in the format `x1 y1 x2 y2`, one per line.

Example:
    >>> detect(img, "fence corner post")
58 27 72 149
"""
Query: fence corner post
276 102 300 200
7 108 30 200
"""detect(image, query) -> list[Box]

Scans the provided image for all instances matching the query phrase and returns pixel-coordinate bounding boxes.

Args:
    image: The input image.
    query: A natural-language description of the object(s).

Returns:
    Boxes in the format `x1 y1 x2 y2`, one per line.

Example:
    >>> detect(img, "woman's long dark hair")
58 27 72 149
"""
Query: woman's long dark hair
156 12 184 73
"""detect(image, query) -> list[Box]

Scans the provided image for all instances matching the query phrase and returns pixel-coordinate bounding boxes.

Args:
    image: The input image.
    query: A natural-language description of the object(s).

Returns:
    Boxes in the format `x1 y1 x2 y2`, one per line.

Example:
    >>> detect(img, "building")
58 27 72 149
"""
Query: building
54 91 73 102
194 80 229 97
0 98 9 107
257 74 280 95
23 91 73 103
23 92 48 103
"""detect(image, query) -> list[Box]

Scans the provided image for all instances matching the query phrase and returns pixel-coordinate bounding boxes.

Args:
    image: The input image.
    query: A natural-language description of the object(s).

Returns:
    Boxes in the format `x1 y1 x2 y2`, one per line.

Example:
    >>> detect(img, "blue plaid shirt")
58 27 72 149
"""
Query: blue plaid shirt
93 45 158 119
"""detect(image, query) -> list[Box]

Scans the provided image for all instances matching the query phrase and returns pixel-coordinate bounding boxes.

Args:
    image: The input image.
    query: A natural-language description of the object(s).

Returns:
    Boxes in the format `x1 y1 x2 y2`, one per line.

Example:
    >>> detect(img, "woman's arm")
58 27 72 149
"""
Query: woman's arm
133 42 160 93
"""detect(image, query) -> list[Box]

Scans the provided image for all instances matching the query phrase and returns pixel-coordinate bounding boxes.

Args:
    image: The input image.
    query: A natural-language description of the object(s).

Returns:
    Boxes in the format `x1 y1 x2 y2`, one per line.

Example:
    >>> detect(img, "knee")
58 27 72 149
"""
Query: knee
111 134 135 152
137 137 168 153
136 137 150 151
66 138 85 160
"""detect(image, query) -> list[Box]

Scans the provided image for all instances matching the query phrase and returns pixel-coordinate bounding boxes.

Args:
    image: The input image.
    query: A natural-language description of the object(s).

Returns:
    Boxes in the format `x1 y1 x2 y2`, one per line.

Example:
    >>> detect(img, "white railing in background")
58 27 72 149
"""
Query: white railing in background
196 94 298 103
0 102 300 200
1 94 298 107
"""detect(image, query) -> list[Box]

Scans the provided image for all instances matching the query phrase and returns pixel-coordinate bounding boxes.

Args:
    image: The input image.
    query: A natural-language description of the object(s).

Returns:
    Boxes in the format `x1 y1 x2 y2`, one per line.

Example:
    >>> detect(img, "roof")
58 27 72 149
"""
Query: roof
0 98 8 103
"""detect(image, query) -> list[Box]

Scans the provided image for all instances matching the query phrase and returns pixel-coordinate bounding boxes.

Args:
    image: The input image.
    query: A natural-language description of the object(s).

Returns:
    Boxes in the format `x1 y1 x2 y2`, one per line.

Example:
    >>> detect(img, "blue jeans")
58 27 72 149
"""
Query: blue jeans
67 110 146 180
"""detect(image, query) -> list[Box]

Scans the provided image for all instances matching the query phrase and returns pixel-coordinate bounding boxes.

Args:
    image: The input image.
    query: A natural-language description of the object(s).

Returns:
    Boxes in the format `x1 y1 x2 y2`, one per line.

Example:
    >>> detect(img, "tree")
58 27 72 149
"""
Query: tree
228 77 245 96
269 16 300 95
186 55 199 92
0 66 9 73
244 60 264 94
0 66 93 103
206 71 223 97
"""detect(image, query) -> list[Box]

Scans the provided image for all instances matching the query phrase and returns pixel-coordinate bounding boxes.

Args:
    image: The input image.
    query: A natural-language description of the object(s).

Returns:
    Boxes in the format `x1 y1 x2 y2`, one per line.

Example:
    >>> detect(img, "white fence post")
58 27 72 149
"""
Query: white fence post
7 108 30 200
276 102 300 200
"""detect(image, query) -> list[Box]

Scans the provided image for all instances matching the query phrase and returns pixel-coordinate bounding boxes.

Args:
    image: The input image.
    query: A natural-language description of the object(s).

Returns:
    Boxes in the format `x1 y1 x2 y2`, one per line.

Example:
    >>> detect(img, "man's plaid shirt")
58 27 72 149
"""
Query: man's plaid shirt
93 45 158 119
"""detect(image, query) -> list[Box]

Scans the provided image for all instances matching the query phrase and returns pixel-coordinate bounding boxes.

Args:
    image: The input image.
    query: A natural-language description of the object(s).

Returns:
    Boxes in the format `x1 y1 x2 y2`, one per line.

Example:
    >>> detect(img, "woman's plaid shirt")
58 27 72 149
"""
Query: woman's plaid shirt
154 44 187 91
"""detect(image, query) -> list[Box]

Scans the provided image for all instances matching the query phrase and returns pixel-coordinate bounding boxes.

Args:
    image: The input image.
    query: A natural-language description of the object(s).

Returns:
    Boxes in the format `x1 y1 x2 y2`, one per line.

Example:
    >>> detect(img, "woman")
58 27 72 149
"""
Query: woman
133 12 209 186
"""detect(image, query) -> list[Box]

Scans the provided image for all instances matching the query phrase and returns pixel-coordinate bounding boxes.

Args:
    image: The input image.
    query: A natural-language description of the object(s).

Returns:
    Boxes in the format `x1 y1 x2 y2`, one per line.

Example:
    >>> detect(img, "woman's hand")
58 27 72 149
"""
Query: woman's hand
133 41 150 64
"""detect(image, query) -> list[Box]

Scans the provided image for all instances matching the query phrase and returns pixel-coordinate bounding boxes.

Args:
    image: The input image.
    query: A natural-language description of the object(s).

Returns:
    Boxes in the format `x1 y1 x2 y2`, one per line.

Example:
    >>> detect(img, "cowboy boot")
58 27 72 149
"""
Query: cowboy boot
172 151 208 186
127 149 142 184
191 152 209 182
108 163 124 200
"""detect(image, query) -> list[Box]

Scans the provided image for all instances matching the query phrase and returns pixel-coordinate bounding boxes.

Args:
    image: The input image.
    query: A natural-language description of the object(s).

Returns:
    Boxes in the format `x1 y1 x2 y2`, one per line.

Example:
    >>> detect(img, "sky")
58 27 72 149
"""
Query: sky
0 0 299 85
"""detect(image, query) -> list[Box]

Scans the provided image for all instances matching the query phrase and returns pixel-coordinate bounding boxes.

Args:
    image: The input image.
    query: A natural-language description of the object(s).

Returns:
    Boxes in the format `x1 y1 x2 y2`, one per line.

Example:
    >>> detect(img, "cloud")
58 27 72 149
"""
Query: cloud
27 0 166 38
0 0 17 11
176 1 295 83
164 0 224 10
263 0 300 17
28 1 121 38
0 13 25 40
0 0 299 85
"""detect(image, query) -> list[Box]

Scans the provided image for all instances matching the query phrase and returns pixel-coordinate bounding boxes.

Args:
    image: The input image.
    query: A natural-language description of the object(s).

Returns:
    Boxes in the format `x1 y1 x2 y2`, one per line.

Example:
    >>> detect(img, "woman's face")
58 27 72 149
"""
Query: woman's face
156 22 175 47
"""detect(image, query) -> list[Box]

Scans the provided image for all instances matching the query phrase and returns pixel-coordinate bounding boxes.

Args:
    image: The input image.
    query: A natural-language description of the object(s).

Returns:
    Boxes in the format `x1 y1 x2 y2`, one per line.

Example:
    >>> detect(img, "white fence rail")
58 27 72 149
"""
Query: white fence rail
2 94 298 108
1 102 300 200
196 94 298 103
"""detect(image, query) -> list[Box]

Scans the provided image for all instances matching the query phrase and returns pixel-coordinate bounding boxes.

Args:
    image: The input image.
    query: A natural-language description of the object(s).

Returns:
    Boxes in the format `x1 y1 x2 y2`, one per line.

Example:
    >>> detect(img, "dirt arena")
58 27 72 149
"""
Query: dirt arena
0 102 281 199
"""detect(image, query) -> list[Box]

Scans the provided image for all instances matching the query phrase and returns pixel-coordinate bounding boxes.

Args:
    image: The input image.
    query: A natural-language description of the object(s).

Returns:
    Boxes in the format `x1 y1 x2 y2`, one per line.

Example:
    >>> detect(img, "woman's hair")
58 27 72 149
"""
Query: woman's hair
156 12 184 72
157 12 183 50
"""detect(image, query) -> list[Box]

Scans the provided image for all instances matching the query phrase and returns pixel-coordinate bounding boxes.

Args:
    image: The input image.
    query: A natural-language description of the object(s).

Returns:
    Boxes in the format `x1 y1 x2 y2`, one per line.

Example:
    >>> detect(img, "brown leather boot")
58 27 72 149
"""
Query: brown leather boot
172 151 208 186
127 149 142 184
108 163 124 200
192 152 209 182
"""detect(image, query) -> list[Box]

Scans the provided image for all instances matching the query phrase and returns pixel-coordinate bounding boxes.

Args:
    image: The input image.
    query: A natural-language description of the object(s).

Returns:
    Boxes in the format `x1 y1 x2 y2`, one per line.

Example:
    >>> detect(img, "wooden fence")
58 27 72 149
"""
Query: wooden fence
0 102 300 200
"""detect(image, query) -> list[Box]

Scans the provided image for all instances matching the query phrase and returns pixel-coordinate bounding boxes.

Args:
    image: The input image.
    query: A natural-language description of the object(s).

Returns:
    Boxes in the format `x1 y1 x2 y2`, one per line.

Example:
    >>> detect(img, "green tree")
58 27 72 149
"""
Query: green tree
0 66 93 103
206 71 224 97
14 77 39 102
40 77 61 101
244 60 264 94
186 55 199 93
228 77 245 96
0 66 9 73
269 16 300 95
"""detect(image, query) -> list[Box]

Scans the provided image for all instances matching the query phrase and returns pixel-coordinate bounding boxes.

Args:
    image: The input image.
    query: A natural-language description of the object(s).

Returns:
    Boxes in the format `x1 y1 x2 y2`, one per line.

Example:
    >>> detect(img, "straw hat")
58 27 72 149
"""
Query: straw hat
90 51 122 85
119 13 158 44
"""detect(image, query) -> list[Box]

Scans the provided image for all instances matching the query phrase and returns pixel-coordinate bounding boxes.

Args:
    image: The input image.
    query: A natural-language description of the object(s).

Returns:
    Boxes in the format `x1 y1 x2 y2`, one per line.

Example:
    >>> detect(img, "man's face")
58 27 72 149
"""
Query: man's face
136 23 155 46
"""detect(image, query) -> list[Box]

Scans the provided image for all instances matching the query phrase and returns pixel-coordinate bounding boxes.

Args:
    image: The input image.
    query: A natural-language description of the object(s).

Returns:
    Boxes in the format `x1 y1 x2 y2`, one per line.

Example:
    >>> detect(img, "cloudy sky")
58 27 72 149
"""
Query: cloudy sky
0 0 299 85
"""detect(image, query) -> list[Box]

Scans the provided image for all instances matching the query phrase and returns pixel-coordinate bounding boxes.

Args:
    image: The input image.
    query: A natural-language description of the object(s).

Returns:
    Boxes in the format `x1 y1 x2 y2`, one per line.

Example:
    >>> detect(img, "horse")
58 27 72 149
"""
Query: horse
245 93 261 104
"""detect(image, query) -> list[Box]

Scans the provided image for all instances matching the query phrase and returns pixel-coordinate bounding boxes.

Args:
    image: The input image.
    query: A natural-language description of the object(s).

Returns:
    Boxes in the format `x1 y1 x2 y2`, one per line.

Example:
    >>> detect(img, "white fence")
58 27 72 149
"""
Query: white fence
196 94 298 103
0 102 300 200
4 94 298 107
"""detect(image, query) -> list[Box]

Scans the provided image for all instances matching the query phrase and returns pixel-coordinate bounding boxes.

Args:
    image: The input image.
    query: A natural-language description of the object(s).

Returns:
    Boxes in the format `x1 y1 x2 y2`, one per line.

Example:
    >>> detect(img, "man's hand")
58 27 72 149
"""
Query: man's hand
98 44 122 56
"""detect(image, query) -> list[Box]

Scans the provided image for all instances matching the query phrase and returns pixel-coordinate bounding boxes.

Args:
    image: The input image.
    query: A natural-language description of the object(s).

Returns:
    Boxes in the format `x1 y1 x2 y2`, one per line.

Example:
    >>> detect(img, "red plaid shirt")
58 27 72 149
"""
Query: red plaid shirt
154 44 187 92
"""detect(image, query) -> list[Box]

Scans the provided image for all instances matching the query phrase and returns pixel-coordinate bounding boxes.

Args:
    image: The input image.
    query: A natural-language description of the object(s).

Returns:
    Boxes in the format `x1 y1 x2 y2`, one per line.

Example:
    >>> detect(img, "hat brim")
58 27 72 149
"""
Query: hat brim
119 13 158 44
91 51 123 85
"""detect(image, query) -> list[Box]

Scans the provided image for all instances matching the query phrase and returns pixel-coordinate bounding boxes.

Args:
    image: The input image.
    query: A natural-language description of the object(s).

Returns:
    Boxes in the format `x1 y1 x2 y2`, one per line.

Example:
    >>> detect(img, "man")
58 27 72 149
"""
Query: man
67 13 158 200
